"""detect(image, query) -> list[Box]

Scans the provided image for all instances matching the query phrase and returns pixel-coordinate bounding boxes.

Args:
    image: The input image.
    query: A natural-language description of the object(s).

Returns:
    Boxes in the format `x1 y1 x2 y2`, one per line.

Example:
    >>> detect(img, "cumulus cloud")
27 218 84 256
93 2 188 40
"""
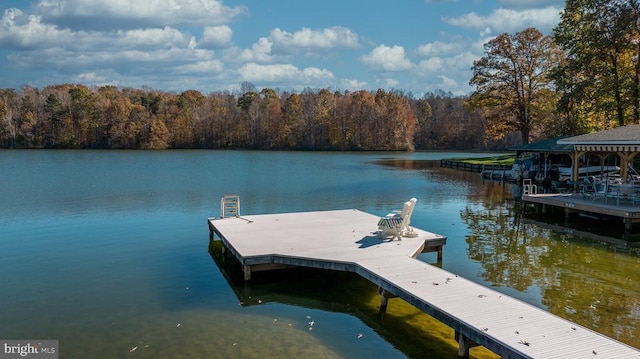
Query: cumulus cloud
382 78 400 88
33 0 248 30
227 26 359 64
237 63 334 84
0 10 197 51
361 45 413 71
443 6 561 34
436 75 459 91
412 49 478 95
269 26 359 50
116 27 195 50
231 37 275 63
416 40 465 57
1 9 217 84
201 25 233 48
417 57 446 74
0 9 74 49
177 60 224 74
73 71 108 83
341 79 368 90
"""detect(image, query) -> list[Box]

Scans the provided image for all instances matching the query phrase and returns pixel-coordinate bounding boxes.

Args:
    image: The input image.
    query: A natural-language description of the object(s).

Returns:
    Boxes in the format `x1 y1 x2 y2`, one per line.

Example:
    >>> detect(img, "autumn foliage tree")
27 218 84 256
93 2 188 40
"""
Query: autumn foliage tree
0 83 502 150
553 0 640 131
467 28 563 145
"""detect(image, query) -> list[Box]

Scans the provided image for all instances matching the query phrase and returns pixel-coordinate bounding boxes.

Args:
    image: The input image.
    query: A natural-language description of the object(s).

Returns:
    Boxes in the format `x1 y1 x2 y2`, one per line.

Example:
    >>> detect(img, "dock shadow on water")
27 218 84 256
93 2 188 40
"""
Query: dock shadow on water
208 241 499 359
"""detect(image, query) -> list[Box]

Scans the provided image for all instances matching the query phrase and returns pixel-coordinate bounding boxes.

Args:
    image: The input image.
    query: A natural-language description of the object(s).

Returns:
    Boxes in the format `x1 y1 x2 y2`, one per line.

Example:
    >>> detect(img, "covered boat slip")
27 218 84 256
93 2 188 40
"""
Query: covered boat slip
513 126 640 232
207 209 639 358
510 125 640 184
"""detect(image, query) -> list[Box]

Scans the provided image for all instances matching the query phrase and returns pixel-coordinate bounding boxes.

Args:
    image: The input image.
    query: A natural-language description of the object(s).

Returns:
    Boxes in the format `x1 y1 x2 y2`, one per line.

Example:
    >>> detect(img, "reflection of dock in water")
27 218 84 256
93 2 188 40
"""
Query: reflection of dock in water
522 218 639 250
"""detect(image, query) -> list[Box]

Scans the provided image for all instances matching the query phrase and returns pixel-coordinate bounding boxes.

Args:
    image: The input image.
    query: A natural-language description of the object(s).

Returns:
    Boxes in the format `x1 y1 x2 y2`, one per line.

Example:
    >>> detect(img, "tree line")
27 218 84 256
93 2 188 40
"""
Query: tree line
0 85 496 150
1 0 637 150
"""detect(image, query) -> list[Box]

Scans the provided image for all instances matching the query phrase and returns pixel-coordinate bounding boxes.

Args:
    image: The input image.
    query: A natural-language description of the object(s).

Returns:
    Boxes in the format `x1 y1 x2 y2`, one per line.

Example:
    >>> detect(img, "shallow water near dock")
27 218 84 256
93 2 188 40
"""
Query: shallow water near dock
1 150 639 358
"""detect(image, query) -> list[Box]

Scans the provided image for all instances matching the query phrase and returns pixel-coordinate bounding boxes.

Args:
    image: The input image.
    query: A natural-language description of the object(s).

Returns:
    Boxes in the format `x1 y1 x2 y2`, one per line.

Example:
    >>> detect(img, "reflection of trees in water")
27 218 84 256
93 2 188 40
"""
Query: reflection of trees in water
461 204 547 292
461 203 640 347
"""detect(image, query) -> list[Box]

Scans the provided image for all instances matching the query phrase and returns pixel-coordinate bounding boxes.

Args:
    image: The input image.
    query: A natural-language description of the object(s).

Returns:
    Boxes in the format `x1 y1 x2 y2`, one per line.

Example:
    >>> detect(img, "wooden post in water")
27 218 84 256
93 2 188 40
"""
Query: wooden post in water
378 288 396 314
243 264 251 281
454 331 478 359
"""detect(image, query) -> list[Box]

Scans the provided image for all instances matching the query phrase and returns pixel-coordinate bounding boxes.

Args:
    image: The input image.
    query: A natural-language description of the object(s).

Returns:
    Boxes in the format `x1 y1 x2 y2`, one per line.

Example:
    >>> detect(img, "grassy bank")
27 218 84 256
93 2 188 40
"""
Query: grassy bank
450 154 515 166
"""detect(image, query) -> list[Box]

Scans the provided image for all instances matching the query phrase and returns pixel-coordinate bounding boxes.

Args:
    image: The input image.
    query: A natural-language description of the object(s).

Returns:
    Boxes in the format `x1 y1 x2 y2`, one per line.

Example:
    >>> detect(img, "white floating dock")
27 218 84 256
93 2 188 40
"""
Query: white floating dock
208 208 640 359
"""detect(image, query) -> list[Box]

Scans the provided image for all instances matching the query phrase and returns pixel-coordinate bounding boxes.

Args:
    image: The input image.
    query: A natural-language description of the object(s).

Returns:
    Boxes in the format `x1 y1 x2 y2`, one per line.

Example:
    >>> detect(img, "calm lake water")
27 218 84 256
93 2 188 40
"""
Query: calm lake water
1 150 639 358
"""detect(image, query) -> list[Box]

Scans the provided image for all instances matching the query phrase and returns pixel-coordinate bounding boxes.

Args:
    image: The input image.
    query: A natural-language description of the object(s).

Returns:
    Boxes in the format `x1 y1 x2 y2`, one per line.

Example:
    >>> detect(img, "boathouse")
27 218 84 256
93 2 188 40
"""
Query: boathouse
510 136 572 181
521 125 640 231
558 125 640 183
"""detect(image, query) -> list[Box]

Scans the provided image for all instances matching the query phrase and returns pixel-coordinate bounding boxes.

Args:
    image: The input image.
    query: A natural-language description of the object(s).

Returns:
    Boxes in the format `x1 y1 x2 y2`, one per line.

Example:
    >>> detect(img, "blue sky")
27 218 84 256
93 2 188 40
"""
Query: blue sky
0 0 564 96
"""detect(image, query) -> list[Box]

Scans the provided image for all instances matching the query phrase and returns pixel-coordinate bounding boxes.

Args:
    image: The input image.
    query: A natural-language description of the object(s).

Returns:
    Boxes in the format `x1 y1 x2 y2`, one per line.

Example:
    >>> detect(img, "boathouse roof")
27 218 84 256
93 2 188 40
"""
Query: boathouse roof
558 125 640 151
510 136 572 153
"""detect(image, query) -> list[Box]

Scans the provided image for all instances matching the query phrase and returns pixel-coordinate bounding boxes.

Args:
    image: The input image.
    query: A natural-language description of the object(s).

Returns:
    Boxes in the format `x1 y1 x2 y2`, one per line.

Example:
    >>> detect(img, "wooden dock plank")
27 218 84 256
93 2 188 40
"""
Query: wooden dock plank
523 193 640 219
208 209 639 359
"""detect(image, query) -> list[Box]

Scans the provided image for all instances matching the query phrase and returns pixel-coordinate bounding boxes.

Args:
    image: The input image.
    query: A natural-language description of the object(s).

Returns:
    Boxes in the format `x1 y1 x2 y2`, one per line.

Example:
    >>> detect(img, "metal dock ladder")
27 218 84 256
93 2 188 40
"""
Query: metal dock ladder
220 194 240 218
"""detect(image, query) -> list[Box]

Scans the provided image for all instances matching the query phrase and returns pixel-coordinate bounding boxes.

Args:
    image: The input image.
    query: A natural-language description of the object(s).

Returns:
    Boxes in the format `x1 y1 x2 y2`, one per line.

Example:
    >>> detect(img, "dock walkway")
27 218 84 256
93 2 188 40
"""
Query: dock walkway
522 193 640 231
208 209 640 358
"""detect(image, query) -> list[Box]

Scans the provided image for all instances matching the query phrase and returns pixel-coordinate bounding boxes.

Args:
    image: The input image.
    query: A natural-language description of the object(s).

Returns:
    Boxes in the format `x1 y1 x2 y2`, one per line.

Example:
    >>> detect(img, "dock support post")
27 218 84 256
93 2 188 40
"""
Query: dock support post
378 288 396 314
243 265 251 281
379 288 389 313
454 331 473 359
437 246 443 262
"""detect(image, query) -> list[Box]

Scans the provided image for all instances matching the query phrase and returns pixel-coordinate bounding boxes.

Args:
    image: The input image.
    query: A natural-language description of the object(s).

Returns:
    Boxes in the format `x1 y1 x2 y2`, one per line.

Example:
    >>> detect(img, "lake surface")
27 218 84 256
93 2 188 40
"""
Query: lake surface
1 150 639 358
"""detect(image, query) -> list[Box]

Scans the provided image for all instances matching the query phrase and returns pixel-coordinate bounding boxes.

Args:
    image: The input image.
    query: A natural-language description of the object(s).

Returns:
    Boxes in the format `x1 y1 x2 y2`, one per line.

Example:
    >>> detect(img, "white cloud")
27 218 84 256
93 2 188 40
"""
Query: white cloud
340 79 368 90
33 0 248 29
269 26 359 50
302 67 335 80
237 37 275 63
116 27 194 49
201 25 232 48
438 75 458 89
417 57 445 74
0 10 196 52
3 17 219 81
73 71 108 83
416 40 464 57
443 6 561 35
237 63 334 84
412 49 478 95
0 9 73 49
226 25 360 64
177 60 224 74
361 45 413 72
382 78 400 88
